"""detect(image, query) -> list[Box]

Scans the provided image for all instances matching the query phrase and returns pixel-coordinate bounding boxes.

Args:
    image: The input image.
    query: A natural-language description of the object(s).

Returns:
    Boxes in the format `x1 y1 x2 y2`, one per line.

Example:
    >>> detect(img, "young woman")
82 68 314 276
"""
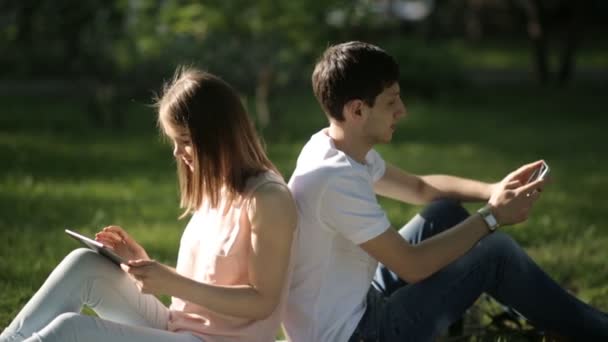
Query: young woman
1 68 297 342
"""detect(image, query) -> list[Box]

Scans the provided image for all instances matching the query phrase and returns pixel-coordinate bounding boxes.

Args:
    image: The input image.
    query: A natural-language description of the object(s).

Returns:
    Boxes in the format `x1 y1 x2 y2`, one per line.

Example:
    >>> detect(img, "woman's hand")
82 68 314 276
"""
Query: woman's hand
488 160 548 226
121 259 179 295
95 225 150 261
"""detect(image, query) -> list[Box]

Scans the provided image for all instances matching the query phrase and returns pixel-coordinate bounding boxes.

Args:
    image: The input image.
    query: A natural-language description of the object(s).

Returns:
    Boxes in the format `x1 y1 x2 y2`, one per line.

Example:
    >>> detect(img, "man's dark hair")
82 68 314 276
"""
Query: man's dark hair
312 41 399 121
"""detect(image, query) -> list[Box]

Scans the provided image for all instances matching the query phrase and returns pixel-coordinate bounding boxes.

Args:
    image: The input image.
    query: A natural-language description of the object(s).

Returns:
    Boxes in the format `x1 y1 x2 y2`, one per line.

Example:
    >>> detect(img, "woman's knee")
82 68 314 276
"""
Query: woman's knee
37 312 85 341
50 312 81 327
61 248 108 275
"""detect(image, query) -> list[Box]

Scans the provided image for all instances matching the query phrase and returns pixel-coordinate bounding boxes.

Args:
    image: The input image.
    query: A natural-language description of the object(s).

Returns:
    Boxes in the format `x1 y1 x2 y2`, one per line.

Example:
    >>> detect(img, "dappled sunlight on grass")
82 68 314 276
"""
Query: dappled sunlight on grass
527 234 608 306
1 86 607 333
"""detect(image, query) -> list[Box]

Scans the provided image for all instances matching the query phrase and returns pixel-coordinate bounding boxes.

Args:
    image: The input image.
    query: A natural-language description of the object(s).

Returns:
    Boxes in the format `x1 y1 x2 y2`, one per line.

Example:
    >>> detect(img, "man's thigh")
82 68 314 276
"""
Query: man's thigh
373 199 469 296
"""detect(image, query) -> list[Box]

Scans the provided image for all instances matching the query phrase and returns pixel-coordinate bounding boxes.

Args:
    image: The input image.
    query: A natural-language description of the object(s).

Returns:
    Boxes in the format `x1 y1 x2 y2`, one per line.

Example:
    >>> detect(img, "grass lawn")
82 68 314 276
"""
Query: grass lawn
1 84 607 339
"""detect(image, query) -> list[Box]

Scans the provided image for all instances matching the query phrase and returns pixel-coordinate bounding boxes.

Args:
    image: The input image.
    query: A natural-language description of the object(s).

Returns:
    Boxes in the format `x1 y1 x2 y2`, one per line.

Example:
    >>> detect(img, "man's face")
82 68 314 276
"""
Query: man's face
361 82 406 144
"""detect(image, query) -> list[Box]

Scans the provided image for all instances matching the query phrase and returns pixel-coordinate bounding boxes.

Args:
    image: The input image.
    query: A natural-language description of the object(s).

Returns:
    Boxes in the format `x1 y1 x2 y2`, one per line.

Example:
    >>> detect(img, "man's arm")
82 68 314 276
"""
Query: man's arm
374 163 497 205
363 161 547 284
360 215 488 283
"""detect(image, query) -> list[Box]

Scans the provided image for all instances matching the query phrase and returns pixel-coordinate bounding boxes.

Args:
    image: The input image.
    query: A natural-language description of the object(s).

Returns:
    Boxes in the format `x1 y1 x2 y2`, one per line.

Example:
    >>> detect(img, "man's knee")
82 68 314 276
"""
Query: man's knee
420 198 469 227
479 231 522 259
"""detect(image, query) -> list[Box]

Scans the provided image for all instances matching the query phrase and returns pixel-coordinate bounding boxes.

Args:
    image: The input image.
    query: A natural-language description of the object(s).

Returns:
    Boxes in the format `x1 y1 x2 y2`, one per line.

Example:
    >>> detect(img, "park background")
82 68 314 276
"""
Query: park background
1 0 607 340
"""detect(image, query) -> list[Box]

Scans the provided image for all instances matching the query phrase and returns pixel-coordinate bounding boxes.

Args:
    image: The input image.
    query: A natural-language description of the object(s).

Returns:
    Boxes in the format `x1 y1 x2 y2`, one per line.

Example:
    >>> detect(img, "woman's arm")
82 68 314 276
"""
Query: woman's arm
124 183 297 320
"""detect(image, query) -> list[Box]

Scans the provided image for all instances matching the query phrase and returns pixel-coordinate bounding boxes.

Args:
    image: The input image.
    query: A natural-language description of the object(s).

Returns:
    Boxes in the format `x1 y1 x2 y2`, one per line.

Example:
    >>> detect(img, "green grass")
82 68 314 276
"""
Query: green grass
1 85 607 339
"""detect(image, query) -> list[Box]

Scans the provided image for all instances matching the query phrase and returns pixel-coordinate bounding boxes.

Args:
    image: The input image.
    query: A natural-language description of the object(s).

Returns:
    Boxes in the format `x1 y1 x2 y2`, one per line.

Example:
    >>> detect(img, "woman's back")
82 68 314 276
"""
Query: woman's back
170 171 296 342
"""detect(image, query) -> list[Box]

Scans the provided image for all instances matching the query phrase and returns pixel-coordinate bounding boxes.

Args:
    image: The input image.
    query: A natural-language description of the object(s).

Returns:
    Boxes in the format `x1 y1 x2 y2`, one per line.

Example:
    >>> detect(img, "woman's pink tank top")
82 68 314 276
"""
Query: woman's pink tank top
168 171 294 342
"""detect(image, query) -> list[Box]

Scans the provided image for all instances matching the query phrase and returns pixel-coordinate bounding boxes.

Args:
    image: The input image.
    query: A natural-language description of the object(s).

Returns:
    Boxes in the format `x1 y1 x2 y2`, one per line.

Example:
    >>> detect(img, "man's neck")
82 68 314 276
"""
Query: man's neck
327 124 371 165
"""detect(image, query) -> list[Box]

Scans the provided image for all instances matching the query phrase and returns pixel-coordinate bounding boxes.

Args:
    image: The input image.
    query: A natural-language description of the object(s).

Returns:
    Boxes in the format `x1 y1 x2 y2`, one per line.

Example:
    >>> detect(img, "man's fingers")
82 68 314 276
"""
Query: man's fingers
509 160 544 180
505 180 521 190
530 190 541 201
519 160 544 173
520 178 546 194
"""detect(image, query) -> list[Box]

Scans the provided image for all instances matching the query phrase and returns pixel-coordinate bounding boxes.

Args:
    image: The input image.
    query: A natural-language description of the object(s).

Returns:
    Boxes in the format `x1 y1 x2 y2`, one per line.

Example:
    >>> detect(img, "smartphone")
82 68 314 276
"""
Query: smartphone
527 161 550 184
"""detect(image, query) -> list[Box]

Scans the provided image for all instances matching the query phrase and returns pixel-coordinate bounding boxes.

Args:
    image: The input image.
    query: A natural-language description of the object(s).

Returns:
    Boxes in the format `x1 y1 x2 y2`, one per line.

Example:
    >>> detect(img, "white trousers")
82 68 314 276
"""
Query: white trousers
1 248 202 342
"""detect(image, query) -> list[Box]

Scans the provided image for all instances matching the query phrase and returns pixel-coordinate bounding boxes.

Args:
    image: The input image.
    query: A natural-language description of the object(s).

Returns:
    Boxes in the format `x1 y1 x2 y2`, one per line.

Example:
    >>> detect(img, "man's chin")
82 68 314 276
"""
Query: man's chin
370 133 393 145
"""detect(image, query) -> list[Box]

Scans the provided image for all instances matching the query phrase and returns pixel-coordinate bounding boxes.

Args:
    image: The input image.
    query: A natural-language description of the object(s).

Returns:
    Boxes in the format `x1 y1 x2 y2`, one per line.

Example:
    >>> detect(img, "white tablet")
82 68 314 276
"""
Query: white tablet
65 229 126 266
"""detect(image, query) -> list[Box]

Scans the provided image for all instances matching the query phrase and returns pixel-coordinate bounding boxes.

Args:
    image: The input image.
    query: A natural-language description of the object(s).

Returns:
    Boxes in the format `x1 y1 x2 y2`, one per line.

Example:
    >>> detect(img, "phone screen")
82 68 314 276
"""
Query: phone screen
527 162 549 184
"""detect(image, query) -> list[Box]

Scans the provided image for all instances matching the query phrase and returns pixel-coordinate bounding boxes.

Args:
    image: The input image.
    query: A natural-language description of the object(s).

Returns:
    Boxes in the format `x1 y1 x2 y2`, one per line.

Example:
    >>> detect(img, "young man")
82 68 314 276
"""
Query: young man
283 41 608 341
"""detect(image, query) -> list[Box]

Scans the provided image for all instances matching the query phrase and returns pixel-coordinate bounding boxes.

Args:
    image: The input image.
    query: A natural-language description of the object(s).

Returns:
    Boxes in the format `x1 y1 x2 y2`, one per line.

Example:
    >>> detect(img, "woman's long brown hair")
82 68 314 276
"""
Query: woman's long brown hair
156 67 278 217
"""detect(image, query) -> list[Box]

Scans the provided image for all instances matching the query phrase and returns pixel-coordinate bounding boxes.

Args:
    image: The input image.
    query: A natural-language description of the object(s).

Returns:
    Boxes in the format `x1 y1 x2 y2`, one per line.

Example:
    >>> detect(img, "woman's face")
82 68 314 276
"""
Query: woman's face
170 128 195 172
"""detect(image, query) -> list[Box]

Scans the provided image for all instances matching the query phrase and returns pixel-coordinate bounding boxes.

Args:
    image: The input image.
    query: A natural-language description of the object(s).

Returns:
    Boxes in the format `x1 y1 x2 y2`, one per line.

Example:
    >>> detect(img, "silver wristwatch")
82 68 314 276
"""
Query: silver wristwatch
477 205 499 231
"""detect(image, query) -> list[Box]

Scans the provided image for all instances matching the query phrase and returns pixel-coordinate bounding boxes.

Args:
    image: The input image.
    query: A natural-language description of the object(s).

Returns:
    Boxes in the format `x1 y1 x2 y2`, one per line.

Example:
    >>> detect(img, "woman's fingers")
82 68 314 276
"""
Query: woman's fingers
103 226 134 244
96 238 116 249
128 259 154 267
95 231 123 246
122 260 153 279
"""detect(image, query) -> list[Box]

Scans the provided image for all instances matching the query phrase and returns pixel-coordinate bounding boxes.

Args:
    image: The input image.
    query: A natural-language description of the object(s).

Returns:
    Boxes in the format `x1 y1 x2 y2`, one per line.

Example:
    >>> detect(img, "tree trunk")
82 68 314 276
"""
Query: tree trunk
255 66 273 128
523 0 550 84
15 1 38 46
558 3 583 85
465 0 484 42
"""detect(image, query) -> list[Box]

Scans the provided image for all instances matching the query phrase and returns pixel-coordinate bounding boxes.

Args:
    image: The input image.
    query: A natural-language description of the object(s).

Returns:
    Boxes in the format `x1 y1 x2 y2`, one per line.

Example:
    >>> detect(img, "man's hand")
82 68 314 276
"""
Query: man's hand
488 160 547 226
95 225 150 261
121 259 179 295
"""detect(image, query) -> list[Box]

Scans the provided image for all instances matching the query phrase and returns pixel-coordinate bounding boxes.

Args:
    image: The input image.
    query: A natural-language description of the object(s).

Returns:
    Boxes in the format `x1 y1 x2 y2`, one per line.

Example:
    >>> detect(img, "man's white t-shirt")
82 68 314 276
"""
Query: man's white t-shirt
284 129 391 342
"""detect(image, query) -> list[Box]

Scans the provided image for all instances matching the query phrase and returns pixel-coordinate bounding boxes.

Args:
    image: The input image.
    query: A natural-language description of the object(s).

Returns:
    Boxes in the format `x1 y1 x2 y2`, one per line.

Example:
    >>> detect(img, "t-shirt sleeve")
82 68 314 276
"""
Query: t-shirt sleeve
320 172 390 245
366 149 386 182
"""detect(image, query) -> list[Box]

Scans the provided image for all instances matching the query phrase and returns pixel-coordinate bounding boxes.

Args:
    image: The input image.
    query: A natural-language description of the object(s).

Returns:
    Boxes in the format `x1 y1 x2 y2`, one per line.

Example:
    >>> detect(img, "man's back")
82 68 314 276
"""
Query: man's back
284 130 390 342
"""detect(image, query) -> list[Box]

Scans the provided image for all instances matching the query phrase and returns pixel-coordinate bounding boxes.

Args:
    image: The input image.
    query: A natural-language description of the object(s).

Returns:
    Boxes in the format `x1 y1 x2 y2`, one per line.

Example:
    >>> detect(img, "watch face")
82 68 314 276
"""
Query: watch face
478 207 498 231
487 215 498 230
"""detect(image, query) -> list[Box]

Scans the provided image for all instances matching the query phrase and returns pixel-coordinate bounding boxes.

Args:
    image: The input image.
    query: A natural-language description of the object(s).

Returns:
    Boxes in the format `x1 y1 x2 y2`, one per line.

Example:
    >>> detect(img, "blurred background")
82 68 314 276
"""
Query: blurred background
1 0 607 339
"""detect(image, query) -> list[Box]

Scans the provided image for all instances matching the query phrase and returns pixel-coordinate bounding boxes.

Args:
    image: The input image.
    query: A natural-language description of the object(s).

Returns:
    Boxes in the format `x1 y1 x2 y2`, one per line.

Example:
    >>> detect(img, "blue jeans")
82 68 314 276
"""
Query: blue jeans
349 199 608 341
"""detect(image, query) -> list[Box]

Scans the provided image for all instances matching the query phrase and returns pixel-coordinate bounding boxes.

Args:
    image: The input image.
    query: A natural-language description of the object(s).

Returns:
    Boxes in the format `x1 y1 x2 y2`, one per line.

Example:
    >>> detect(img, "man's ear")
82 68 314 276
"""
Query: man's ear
343 99 364 122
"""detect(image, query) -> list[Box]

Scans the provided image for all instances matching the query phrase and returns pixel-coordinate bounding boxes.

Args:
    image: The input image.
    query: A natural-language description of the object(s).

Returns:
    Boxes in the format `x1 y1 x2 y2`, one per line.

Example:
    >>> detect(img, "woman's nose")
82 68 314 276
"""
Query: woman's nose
173 144 182 157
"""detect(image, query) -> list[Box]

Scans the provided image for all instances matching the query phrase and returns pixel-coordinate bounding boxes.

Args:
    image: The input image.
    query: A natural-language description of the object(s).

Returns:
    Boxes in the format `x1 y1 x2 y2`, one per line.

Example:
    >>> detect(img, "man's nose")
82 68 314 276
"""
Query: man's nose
396 102 407 119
